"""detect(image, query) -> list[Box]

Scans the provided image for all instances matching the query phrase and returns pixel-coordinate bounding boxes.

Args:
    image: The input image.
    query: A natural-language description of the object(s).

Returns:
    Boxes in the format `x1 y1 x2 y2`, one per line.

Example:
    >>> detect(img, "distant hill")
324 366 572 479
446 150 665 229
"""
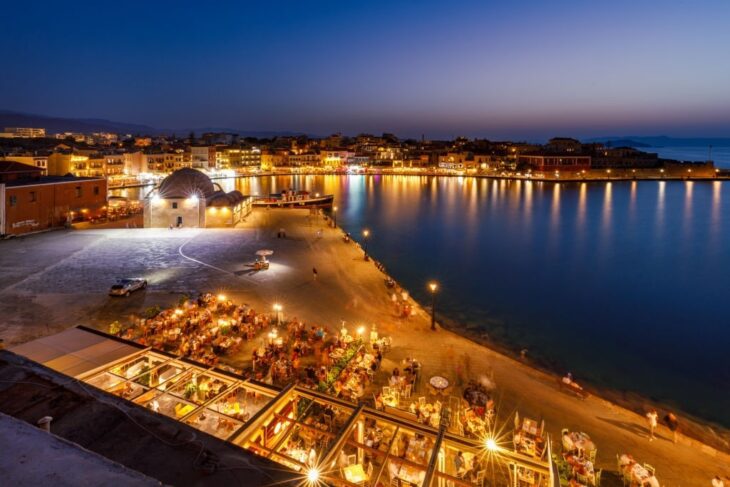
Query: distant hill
597 139 651 148
0 110 308 138
0 110 161 135
585 135 730 147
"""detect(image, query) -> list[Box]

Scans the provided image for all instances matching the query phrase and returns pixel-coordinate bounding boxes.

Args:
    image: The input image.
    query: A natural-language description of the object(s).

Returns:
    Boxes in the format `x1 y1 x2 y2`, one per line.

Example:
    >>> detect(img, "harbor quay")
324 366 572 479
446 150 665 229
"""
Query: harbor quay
0 208 728 486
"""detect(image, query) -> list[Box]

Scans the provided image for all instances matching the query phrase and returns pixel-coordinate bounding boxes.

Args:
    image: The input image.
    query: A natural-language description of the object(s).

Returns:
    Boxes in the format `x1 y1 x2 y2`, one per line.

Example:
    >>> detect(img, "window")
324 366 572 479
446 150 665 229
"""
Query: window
94 186 100 196
75 186 82 197
29 191 36 202
9 195 17 207
172 202 178 209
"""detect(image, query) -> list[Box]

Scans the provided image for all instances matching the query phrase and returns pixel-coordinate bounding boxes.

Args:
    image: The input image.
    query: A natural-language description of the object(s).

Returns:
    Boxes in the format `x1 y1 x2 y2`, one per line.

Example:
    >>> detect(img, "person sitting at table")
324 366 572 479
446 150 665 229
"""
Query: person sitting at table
338 449 349 469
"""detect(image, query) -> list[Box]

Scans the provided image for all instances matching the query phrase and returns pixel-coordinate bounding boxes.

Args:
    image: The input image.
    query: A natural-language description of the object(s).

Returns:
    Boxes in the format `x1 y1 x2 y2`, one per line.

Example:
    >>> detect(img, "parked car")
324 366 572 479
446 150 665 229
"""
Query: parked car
109 278 147 297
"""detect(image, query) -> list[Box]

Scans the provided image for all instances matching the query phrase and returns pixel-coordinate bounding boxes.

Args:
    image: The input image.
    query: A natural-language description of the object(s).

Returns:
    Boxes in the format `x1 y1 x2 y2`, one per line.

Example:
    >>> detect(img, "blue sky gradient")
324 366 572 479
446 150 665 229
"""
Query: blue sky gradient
2 0 730 139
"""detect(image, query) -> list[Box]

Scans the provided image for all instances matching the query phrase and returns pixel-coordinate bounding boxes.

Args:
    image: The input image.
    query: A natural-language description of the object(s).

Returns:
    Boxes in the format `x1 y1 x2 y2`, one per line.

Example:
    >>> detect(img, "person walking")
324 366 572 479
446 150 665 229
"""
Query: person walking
664 412 679 444
312 267 318 281
646 409 658 440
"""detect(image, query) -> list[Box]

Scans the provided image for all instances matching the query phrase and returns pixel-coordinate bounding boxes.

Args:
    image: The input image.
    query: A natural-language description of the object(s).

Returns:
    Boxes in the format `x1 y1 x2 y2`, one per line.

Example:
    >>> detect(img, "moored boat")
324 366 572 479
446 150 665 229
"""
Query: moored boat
252 189 334 208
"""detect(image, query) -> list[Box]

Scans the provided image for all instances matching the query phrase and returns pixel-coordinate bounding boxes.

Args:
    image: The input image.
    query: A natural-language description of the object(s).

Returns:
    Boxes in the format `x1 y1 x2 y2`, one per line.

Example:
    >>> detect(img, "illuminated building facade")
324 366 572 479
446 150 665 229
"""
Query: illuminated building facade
143 168 251 228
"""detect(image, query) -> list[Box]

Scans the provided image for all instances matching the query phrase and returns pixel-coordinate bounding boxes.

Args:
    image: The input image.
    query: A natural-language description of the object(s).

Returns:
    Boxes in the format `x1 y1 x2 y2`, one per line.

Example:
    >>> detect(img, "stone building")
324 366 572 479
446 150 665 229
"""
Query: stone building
143 168 251 228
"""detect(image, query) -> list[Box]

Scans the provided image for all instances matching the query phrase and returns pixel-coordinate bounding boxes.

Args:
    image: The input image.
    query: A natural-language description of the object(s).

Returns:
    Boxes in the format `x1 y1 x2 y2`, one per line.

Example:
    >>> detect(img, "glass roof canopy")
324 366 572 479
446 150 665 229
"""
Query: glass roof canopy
67 329 553 487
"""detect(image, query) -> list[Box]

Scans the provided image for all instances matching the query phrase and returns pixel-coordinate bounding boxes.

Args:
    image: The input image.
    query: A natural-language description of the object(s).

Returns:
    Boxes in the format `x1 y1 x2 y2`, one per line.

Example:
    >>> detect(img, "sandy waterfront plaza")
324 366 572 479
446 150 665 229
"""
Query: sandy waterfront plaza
0 208 728 485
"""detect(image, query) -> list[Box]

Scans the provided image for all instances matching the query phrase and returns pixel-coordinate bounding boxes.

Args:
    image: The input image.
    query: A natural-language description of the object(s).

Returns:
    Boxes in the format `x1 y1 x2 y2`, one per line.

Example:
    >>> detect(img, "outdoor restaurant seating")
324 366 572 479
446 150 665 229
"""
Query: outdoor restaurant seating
617 454 660 487
514 414 547 459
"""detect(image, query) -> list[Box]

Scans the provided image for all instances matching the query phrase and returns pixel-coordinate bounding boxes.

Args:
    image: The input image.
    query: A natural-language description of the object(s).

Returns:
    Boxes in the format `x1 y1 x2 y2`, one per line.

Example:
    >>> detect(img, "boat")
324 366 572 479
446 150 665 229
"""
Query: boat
252 190 334 208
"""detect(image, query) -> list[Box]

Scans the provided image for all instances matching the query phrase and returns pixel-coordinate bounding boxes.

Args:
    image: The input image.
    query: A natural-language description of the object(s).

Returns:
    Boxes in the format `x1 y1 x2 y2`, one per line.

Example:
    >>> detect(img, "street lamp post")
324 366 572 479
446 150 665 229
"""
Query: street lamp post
362 229 370 261
429 282 438 331
273 303 282 326
333 206 338 228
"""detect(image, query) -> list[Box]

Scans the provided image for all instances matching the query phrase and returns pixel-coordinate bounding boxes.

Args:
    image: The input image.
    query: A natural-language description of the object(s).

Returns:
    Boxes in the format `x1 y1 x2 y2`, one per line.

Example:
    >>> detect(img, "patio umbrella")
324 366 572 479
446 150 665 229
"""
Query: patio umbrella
256 249 274 256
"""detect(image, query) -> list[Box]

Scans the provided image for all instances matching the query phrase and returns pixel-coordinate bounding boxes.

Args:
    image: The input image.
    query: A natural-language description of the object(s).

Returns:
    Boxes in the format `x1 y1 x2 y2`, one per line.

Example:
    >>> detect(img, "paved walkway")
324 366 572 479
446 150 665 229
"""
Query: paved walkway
0 209 728 485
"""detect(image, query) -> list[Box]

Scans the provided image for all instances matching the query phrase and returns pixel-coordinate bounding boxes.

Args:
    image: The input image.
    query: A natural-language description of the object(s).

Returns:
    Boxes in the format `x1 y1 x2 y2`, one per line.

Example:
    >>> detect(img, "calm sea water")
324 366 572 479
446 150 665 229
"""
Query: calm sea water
116 175 730 426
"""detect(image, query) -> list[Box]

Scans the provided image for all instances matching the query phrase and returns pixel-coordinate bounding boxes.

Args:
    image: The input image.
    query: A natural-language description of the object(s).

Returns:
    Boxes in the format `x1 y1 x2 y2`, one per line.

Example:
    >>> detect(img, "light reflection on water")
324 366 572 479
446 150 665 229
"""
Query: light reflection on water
114 175 730 425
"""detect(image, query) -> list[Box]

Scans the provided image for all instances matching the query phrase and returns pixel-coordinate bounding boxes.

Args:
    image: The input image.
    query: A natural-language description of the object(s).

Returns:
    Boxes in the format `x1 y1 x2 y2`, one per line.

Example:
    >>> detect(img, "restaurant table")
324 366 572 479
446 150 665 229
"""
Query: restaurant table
343 464 368 484
564 453 595 485
563 431 596 454
383 395 399 407
429 376 449 390
619 454 659 487
389 461 425 485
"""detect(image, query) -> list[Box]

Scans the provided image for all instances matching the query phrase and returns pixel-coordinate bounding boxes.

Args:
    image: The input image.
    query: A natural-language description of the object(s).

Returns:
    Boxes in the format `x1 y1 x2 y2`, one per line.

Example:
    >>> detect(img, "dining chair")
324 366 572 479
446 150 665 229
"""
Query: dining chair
594 468 602 486
347 454 357 466
476 469 485 486
588 448 597 463
366 461 373 479
418 396 426 406
383 386 392 397
576 472 589 485
403 384 412 398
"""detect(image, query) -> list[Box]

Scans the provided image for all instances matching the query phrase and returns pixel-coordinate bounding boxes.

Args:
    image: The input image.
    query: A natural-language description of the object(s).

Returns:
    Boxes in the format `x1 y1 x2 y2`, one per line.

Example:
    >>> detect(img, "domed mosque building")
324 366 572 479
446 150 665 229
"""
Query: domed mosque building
143 168 252 227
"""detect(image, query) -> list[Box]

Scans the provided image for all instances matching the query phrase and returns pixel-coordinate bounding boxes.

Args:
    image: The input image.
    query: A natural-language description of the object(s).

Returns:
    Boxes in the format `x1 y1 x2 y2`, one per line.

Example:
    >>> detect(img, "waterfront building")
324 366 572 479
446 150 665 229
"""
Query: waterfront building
144 150 191 175
287 152 318 168
518 154 591 172
590 146 660 169
0 161 106 236
260 150 289 169
47 152 91 176
546 137 582 154
321 149 355 167
85 154 126 177
191 145 217 169
143 168 251 228
123 151 146 175
438 152 494 171
0 155 49 175
216 146 261 169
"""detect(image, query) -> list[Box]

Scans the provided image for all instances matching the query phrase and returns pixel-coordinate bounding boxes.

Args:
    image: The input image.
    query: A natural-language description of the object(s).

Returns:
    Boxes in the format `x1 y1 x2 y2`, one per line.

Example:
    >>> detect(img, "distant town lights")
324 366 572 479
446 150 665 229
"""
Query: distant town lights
188 194 199 203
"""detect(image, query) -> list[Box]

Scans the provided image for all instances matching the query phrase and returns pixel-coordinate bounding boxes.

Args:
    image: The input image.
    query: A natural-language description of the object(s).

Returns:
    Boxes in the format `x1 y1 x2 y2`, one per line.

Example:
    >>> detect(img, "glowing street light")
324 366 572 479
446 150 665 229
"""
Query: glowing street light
429 281 438 331
306 467 320 484
485 438 498 452
273 303 282 325
362 229 370 261
217 294 226 302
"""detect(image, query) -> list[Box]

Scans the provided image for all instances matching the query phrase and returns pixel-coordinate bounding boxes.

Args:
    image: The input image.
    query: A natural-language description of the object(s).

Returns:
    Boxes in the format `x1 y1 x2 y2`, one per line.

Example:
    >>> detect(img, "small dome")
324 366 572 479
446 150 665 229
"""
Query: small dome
157 168 215 199
207 190 246 207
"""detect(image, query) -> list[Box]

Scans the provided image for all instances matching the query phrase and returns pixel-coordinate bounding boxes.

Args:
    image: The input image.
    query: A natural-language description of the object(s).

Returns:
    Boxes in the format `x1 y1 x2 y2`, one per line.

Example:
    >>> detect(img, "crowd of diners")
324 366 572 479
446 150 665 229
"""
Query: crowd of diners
120 293 272 366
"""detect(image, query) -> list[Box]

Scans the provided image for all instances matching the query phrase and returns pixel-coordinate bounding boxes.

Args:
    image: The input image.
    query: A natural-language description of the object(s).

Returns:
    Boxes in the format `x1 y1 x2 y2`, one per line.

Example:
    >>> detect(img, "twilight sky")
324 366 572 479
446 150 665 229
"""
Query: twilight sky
2 0 730 139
